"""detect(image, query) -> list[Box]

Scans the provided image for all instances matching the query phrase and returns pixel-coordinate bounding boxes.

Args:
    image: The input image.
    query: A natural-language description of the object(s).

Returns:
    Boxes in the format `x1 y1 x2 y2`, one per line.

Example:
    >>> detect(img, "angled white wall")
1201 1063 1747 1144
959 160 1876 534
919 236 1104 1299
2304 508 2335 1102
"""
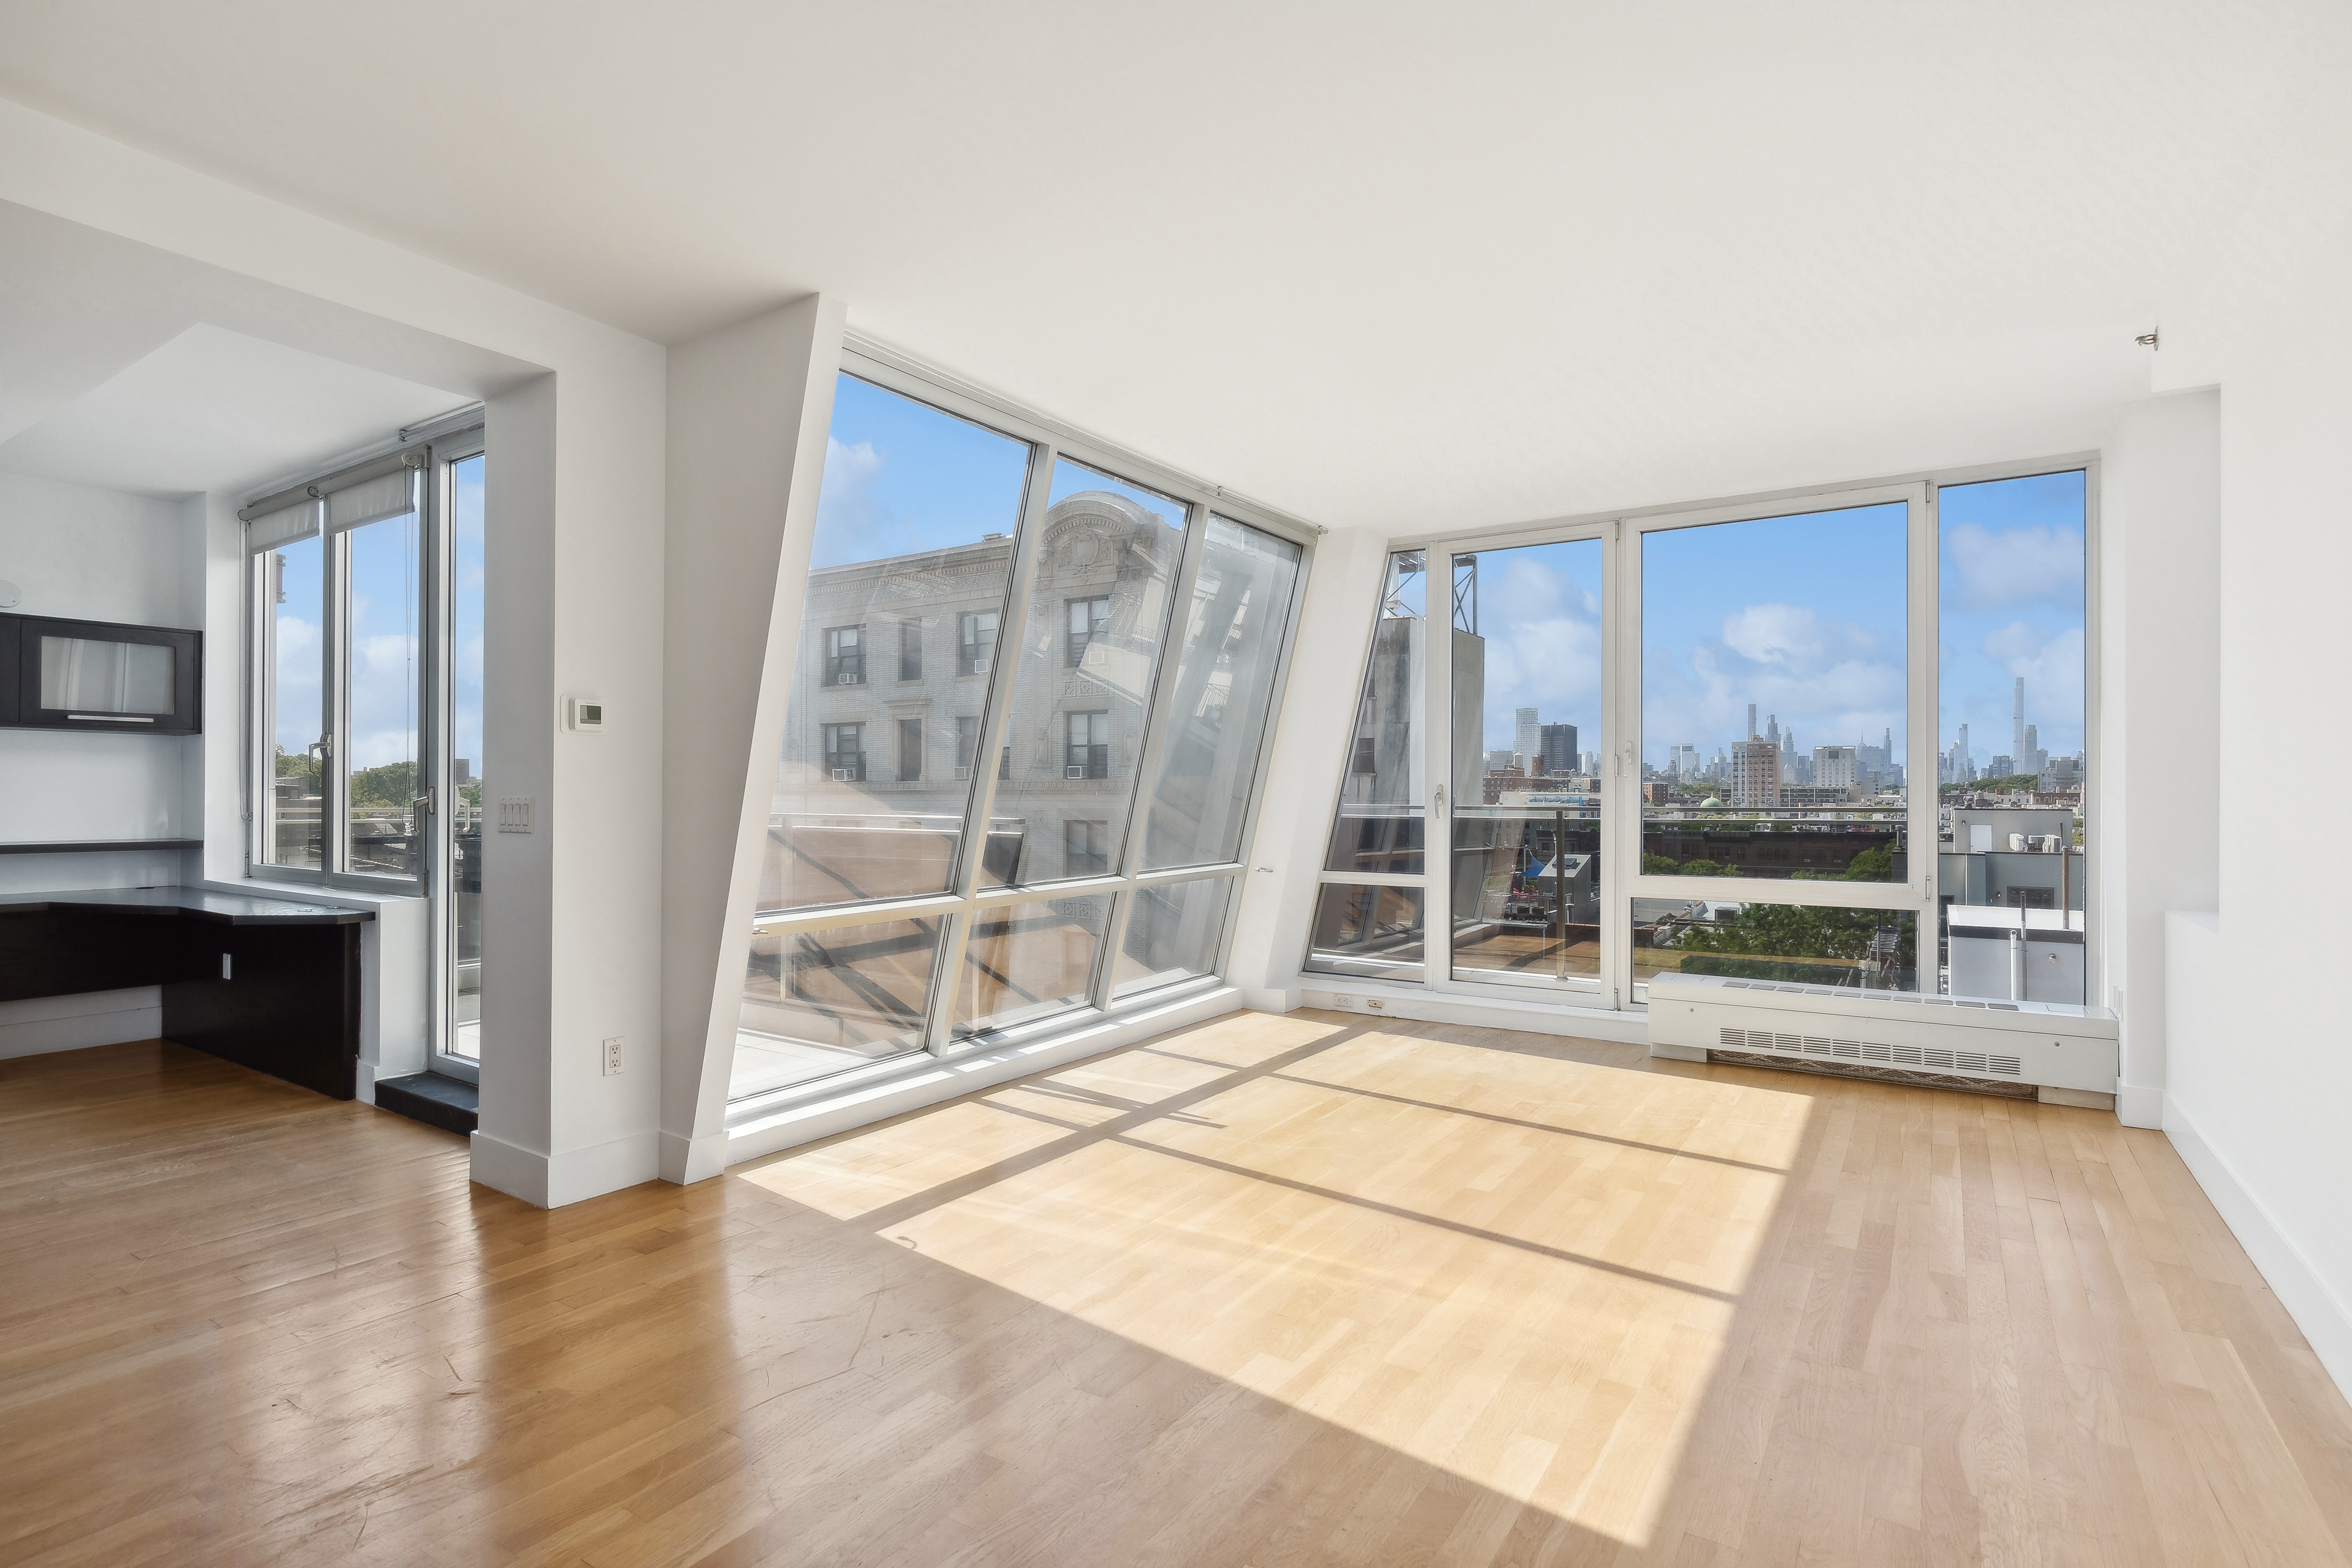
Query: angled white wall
658 296 846 1183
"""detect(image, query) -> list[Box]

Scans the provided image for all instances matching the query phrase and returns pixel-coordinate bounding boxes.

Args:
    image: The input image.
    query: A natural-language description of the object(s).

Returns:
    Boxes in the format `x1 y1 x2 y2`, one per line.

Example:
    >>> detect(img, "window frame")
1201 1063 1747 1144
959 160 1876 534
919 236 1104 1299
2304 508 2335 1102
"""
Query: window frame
723 346 1319 1124
823 623 865 686
1066 593 1110 668
241 449 435 898
1305 454 2101 1016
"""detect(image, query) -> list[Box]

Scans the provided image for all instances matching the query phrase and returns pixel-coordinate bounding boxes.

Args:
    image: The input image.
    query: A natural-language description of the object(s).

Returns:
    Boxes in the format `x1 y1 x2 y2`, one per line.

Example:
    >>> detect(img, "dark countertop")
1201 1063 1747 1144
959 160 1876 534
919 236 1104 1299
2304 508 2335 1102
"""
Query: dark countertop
0 887 374 925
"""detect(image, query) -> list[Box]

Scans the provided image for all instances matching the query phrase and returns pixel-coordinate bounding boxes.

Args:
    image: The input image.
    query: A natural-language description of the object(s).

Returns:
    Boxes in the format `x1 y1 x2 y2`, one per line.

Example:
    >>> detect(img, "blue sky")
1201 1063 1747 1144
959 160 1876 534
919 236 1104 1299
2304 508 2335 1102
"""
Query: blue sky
810 374 1031 567
1460 538 1604 756
1939 471 2086 765
1640 502 1910 766
452 453 485 778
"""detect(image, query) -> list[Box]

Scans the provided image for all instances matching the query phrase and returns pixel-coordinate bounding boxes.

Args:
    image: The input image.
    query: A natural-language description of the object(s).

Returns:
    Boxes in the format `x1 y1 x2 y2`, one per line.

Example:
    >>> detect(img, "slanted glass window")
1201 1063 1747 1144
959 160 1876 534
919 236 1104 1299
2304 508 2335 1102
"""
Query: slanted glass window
1307 884 1426 981
1139 517 1302 871
756 374 1026 915
726 363 1312 1108
978 459 1185 890
959 610 997 675
1067 595 1109 666
824 625 864 686
1064 818 1110 876
1326 551 1429 876
1936 470 2087 1003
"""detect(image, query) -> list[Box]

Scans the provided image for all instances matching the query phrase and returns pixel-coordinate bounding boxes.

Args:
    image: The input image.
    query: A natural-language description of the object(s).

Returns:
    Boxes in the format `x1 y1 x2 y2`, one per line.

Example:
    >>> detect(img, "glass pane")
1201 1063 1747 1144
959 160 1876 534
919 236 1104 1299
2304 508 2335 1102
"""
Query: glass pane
1304 883 1426 981
732 916 941 1099
1640 502 1908 881
264 535 325 870
1326 551 1429 874
39 637 174 714
1112 877 1233 998
763 374 1031 911
344 493 423 878
1446 538 1604 986
952 894 1110 1038
1936 471 2086 1003
450 453 487 1060
1139 517 1302 870
978 459 1186 889
1633 899 1917 991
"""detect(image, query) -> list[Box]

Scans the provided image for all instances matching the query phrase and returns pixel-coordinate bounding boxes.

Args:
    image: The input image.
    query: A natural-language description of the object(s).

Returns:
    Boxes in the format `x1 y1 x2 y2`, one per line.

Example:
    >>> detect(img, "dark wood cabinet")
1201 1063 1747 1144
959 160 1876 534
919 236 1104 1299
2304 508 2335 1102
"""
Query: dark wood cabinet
1 612 202 735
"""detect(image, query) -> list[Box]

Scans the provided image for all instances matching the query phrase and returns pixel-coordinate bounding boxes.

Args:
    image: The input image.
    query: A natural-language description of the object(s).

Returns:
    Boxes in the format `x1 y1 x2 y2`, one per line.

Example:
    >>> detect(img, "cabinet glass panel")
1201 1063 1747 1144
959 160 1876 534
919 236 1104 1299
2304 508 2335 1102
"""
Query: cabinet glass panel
759 374 1030 912
39 637 174 714
952 894 1110 1038
732 916 942 1099
977 459 1185 889
1640 502 1908 881
1139 517 1302 870
1446 537 1604 987
343 489 423 878
263 534 326 870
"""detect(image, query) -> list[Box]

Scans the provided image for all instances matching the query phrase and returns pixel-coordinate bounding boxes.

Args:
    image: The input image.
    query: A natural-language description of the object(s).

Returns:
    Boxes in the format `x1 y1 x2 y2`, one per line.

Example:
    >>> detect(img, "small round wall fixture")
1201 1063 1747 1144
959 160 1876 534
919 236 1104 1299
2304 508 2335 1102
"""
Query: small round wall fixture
0 579 20 608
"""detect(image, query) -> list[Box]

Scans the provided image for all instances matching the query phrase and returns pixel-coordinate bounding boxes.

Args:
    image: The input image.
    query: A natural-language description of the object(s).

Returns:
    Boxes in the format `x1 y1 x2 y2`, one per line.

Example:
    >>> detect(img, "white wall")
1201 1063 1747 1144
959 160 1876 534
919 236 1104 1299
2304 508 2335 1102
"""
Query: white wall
2098 391 2220 1127
657 296 845 1184
0 104 668 1209
0 469 200 877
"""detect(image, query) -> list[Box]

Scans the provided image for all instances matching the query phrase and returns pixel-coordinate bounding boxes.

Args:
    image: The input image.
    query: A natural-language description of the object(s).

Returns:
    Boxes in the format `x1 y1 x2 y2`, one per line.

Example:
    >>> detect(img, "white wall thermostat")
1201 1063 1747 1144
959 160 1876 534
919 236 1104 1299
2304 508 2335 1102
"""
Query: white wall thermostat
564 696 605 732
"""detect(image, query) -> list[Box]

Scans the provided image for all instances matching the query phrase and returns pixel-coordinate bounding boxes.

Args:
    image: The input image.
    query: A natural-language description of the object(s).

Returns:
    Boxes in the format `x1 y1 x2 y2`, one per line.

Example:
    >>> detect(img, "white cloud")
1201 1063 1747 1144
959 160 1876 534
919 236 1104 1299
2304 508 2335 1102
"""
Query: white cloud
814 437 886 542
1945 522 2084 612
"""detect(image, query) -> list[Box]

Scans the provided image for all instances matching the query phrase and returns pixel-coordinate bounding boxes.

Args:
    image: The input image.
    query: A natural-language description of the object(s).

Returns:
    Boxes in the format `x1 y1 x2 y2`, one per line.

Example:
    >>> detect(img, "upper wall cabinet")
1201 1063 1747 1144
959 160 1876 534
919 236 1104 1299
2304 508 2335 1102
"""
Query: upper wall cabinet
0 613 202 735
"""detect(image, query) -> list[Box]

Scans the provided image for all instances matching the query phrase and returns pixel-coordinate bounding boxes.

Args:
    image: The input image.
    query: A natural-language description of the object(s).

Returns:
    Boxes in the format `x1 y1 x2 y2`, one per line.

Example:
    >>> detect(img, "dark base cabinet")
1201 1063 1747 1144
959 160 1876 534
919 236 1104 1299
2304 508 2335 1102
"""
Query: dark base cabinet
0 888 371 1100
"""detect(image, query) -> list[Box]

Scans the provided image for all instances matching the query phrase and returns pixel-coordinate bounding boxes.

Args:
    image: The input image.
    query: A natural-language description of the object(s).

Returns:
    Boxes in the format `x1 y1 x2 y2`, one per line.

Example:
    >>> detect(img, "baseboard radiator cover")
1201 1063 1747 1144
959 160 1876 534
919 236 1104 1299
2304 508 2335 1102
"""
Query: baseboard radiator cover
1648 972 2118 1095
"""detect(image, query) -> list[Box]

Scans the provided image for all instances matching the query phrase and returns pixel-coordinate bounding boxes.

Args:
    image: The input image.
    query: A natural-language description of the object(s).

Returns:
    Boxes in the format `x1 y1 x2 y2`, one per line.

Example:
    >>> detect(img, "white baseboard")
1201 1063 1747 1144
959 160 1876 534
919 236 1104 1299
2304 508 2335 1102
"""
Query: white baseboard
1296 977 1653 1047
355 1061 377 1106
2166 1102 2352 1402
724 985 1246 1167
1240 986 1301 1014
468 1127 661 1210
2116 1081 2163 1129
0 988 161 1060
658 1127 729 1185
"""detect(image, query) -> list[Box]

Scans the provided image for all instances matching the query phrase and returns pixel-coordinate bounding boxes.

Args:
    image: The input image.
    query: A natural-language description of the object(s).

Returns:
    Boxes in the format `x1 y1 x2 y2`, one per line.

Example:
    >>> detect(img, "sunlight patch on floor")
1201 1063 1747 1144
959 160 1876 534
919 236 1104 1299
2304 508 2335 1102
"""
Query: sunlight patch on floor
738 1011 1814 1548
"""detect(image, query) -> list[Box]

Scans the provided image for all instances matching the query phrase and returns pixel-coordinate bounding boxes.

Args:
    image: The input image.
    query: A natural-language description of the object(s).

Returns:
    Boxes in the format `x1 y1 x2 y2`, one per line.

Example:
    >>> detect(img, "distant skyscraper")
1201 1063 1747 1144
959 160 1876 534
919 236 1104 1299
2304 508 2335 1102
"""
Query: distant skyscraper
1485 748 1517 775
1514 707 1539 763
1668 742 1699 778
1746 704 1758 740
1732 739 1781 808
2012 677 2026 769
1814 744 1857 791
1538 723 1577 775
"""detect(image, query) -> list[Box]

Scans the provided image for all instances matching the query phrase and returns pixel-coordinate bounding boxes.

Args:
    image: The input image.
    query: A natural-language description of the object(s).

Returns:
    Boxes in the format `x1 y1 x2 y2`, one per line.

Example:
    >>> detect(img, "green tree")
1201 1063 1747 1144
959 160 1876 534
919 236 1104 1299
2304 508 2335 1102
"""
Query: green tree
1642 854 1679 874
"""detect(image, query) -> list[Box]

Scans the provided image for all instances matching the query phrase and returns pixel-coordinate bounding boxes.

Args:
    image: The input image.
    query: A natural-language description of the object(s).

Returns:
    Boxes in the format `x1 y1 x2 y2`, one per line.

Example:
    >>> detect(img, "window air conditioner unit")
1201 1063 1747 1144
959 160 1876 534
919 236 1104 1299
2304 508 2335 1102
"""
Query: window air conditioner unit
831 769 853 781
836 673 858 686
1065 765 1087 779
970 659 989 674
1645 972 2116 1096
954 766 971 780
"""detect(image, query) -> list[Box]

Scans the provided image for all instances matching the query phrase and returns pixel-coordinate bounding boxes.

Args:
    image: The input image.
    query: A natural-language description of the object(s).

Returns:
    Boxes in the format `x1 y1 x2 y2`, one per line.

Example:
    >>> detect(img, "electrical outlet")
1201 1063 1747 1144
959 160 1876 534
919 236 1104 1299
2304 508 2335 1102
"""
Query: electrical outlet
602 1036 623 1076
1365 997 1386 1011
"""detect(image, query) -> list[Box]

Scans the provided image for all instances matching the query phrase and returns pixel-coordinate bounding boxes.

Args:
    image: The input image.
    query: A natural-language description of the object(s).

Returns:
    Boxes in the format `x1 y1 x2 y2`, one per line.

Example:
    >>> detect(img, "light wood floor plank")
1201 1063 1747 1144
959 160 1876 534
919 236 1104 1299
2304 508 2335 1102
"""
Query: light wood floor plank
5 1023 2351 1566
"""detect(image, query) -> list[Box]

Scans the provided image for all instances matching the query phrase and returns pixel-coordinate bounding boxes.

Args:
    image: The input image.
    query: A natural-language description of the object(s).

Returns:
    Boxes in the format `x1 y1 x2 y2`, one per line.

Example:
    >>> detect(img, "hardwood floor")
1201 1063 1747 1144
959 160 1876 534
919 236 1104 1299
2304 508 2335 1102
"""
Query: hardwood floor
4 1013 2350 1566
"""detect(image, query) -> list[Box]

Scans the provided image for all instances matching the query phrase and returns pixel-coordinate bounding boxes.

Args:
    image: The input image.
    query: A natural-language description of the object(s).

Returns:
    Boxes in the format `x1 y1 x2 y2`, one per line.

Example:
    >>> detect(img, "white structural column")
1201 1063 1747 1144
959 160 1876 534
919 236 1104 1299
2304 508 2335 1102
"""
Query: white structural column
2100 390 2219 1129
658 294 850 1183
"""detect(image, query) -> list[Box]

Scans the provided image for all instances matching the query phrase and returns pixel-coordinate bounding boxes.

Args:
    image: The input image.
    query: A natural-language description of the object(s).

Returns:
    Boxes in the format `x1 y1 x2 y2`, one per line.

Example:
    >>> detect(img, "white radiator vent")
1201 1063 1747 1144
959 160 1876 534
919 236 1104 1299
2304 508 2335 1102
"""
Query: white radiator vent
1716 1025 2022 1076
1650 971 2116 1094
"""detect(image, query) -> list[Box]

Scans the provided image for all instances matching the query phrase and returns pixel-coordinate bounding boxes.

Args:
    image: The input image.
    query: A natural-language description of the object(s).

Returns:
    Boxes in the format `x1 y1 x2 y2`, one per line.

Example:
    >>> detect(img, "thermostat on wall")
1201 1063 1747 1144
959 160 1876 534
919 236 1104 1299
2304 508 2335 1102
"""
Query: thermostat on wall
564 696 605 732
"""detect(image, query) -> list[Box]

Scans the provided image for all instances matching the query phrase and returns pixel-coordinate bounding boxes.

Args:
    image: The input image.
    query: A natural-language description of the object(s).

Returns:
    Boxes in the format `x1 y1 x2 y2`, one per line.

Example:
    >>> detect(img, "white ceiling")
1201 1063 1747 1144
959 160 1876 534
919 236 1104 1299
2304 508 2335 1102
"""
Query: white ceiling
0 323 462 500
0 2 2340 530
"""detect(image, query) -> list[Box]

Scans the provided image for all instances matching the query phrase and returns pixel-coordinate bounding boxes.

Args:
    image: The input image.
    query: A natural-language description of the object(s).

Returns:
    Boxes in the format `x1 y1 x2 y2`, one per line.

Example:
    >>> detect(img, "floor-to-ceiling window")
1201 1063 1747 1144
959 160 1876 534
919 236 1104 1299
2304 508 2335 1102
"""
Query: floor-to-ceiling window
1305 462 2095 1013
727 359 1311 1106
